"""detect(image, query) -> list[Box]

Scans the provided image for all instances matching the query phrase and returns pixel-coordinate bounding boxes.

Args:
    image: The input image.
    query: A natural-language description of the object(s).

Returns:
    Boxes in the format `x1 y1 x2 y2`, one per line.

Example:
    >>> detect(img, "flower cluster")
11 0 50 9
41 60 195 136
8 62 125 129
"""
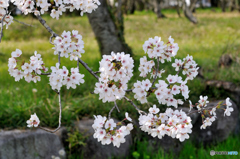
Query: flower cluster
136 37 194 107
10 0 100 19
26 113 40 127
92 114 133 148
139 105 192 142
189 96 234 129
49 63 84 91
172 55 199 81
224 97 234 116
53 30 85 61
142 36 179 61
8 49 48 82
94 52 134 102
190 95 215 129
0 3 13 29
132 79 152 104
139 56 155 77
138 56 166 78
153 75 189 108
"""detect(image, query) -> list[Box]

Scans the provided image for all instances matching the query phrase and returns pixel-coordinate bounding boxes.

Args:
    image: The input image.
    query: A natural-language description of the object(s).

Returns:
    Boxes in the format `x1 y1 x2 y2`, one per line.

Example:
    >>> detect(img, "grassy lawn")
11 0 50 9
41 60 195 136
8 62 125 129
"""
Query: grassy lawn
0 8 240 158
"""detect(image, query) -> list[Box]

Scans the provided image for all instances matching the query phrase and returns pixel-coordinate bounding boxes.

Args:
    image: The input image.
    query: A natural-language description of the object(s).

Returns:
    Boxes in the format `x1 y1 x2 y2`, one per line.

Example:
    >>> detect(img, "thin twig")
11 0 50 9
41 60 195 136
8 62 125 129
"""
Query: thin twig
39 91 62 133
187 105 221 116
58 52 61 65
13 18 34 27
151 57 160 87
108 105 116 120
35 14 58 37
146 57 160 97
77 59 80 70
40 73 51 75
78 58 99 80
114 101 120 112
108 101 120 119
94 71 101 74
124 96 147 115
0 13 7 42
0 7 17 42
49 34 55 45
39 46 62 133
34 13 58 45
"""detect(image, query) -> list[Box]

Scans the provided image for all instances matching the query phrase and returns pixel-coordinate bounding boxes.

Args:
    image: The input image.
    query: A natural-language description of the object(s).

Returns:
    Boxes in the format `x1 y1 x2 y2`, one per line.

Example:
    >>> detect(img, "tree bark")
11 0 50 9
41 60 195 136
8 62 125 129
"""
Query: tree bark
190 0 198 12
182 0 198 24
211 0 219 7
176 0 181 17
123 0 135 14
135 0 145 11
221 0 227 12
87 0 132 56
154 0 166 18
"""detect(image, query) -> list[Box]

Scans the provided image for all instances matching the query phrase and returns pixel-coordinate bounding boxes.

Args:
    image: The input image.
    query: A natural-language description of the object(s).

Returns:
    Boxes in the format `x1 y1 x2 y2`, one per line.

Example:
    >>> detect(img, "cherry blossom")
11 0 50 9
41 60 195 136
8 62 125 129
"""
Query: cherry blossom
138 106 192 142
53 30 85 61
92 115 133 147
94 52 134 102
26 113 40 127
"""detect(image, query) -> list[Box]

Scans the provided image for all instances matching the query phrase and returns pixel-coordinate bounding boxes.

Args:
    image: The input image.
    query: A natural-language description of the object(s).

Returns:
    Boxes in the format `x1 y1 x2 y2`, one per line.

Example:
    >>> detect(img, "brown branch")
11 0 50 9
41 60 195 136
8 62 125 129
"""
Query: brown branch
13 18 34 27
0 7 16 42
78 58 99 80
94 71 101 74
124 96 147 115
151 57 160 87
0 12 8 42
40 73 51 75
35 14 58 37
108 101 120 119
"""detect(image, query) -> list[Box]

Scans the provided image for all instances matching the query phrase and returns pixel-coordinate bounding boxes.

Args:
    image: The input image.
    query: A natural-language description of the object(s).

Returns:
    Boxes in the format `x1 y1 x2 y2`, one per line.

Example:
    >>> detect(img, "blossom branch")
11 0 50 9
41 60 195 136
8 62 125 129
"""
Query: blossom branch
151 56 160 87
0 6 17 42
94 71 101 74
78 58 99 80
77 59 80 70
108 101 120 119
49 34 55 45
13 18 34 27
40 73 51 75
124 96 147 115
0 12 8 42
34 14 58 38
115 101 120 112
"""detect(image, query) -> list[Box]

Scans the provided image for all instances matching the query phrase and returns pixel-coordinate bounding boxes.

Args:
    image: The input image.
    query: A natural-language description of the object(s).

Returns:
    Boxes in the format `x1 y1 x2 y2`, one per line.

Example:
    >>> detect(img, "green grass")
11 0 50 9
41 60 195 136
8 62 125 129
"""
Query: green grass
126 134 240 159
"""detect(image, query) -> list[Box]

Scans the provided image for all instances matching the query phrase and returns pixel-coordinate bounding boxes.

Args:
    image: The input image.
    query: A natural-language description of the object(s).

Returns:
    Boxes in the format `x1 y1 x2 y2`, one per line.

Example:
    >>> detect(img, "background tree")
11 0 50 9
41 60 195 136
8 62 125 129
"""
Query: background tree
87 0 132 56
154 0 166 18
221 0 228 12
211 0 219 7
182 0 198 24
190 0 198 12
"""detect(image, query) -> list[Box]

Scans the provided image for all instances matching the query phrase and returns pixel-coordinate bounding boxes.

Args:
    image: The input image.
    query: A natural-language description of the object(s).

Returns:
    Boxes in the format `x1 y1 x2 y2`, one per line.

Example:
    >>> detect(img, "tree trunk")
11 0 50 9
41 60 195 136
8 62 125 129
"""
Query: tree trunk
123 0 135 14
183 0 198 24
221 0 227 12
211 0 219 7
190 0 198 12
176 0 181 17
154 0 166 18
236 0 240 12
87 0 132 56
135 0 145 11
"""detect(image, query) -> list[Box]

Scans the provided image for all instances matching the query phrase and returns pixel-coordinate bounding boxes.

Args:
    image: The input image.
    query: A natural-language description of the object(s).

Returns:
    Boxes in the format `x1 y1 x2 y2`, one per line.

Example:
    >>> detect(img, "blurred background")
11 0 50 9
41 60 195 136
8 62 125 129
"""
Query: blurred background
0 0 240 158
